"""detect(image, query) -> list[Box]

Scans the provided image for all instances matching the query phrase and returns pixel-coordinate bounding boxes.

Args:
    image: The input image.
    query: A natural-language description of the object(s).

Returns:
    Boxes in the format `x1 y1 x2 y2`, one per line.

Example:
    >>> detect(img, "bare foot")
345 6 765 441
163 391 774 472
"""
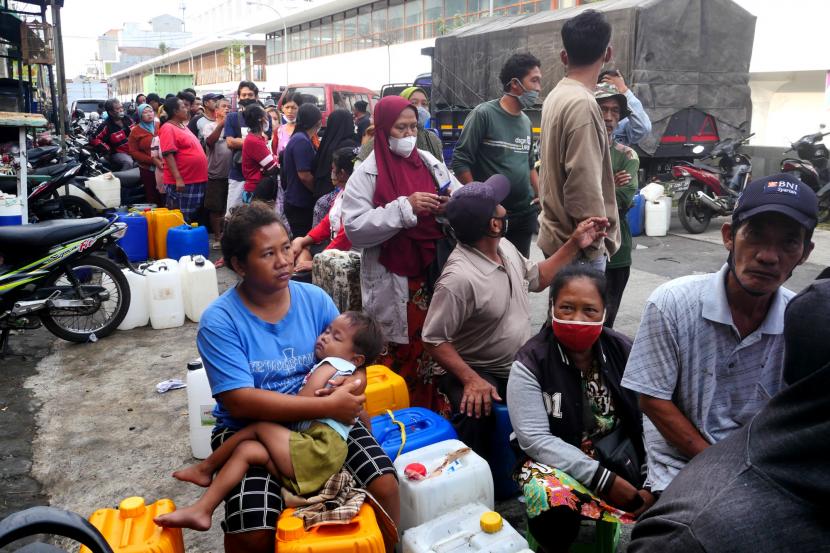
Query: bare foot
172 464 212 487
154 505 212 531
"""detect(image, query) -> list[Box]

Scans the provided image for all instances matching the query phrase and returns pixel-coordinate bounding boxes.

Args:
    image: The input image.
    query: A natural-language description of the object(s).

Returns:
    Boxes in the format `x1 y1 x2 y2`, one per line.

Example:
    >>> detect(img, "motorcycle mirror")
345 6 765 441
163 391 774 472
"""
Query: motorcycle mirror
692 145 705 155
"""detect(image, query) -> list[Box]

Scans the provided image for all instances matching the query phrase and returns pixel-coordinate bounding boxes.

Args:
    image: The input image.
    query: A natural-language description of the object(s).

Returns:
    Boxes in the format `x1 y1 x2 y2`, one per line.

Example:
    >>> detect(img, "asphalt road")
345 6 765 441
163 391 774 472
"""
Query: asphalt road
1 214 826 552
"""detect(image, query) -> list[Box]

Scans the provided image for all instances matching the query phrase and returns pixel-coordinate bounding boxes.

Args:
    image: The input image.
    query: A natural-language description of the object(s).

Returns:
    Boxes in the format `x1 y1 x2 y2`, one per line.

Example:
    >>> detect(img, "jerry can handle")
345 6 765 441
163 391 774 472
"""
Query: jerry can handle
0 506 114 553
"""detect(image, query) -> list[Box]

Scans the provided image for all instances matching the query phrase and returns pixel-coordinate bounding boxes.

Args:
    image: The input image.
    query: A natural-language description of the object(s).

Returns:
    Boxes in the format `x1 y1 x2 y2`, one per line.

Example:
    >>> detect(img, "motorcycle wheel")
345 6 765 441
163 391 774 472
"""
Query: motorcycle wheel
678 183 713 234
61 195 95 219
40 255 130 343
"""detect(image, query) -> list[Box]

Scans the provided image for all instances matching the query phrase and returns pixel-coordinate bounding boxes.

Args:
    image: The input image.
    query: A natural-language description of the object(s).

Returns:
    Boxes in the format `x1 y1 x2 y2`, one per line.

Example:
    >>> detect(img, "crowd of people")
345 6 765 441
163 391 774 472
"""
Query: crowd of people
127 8 826 553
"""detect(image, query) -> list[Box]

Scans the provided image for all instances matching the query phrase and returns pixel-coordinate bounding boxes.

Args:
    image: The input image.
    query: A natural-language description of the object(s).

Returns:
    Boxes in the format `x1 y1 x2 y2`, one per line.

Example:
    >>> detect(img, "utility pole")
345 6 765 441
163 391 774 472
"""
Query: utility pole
180 1 186 32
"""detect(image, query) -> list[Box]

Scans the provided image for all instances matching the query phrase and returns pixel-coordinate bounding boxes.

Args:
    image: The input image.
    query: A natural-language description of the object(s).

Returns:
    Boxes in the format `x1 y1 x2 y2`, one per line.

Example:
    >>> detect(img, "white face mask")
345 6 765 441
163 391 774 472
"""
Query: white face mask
389 135 417 158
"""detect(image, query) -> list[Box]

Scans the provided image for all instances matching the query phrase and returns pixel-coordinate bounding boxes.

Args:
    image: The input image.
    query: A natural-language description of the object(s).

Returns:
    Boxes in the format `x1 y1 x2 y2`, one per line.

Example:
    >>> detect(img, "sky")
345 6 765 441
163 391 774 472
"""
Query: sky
49 0 830 78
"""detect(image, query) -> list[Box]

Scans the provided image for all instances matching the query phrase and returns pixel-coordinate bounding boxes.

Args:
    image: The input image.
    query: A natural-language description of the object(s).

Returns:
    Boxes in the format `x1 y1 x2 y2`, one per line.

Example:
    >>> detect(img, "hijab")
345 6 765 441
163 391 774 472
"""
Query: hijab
136 104 156 135
400 86 427 101
371 96 442 278
313 109 358 199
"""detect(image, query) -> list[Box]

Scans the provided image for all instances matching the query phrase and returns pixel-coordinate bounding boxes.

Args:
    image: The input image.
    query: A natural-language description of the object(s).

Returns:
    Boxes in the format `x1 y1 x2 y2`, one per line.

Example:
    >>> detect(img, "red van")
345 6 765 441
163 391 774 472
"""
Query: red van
278 83 375 126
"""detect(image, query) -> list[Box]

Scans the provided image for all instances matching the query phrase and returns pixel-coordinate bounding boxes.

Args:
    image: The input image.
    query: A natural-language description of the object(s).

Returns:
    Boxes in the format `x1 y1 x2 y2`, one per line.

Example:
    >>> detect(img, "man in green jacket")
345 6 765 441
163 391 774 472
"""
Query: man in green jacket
451 53 541 257
595 83 639 328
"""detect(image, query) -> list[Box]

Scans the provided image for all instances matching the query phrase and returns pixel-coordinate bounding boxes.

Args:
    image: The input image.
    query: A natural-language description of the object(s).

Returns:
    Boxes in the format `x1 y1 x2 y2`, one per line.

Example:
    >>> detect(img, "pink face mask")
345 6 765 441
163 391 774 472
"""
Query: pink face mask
551 313 605 352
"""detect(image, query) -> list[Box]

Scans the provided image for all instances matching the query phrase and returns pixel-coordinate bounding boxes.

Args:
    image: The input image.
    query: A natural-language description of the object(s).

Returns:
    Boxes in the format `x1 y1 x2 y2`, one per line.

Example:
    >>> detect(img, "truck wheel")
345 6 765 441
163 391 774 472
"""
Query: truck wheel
678 183 712 234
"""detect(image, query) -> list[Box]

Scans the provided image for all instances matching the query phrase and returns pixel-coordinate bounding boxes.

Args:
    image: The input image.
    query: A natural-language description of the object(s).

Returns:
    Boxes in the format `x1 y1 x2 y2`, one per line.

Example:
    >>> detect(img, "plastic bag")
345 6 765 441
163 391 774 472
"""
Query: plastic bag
640 182 666 202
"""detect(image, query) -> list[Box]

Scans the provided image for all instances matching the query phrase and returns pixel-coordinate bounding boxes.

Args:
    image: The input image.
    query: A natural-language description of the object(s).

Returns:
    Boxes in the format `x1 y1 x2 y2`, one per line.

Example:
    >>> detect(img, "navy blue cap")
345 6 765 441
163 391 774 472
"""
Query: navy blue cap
202 92 224 101
446 174 511 243
733 173 818 231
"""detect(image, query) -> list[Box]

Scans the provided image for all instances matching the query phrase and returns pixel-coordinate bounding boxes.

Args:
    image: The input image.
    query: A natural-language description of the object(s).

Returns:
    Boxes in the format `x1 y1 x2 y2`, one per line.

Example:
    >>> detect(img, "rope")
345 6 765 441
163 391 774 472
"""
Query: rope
386 409 406 460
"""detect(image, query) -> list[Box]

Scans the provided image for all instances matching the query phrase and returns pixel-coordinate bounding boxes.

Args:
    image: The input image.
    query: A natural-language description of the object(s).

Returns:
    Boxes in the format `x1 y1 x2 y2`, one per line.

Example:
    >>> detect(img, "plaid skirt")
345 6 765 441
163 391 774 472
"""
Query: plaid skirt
165 182 206 222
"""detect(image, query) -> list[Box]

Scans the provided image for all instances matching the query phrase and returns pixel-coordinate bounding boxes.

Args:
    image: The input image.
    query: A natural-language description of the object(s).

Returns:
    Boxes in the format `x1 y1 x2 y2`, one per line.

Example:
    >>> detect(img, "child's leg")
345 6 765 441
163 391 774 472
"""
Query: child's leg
173 421 290 486
155 440 276 531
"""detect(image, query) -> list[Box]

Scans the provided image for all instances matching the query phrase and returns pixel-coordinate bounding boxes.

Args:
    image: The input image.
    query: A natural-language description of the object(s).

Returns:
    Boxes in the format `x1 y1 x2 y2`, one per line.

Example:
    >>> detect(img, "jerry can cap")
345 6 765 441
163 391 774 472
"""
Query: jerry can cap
119 497 146 518
480 511 503 533
277 516 304 541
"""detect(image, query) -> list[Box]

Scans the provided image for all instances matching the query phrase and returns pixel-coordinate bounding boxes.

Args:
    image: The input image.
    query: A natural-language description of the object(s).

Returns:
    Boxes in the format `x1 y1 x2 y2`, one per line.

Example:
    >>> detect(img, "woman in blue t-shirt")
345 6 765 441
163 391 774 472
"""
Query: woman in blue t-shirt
196 201 398 553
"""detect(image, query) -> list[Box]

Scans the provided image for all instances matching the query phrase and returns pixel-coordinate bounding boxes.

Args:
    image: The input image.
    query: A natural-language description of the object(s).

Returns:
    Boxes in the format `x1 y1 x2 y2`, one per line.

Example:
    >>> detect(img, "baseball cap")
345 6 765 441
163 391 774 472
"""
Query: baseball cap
202 93 224 101
733 173 818 231
594 83 631 119
446 174 511 243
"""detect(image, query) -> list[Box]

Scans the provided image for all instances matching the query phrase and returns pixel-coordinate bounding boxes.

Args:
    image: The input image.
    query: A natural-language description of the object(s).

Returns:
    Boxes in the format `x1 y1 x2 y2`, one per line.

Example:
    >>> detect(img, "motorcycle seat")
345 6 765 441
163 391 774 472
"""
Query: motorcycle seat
26 146 60 163
692 161 722 174
111 167 141 186
0 217 109 252
31 163 71 177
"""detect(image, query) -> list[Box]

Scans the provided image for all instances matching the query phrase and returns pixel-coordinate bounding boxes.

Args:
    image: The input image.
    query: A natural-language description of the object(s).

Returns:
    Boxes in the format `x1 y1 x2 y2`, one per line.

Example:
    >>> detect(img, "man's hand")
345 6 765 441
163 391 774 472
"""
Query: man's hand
614 170 632 188
175 177 185 192
570 217 609 250
602 72 629 94
460 374 502 418
633 489 656 517
325 380 365 424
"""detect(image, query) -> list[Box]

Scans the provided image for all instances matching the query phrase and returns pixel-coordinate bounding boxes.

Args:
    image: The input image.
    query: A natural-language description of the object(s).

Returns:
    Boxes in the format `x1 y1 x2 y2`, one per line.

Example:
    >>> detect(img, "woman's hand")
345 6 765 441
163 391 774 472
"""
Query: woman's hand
569 217 609 250
290 236 308 258
324 380 366 424
175 177 185 192
601 475 643 512
294 259 312 273
153 158 163 170
460 373 502 418
408 192 441 215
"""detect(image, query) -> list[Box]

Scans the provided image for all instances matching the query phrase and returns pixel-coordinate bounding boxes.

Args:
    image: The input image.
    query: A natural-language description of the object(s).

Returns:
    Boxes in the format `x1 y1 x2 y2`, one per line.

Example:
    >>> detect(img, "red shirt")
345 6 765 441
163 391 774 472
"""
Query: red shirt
307 192 352 251
242 133 278 192
159 122 208 185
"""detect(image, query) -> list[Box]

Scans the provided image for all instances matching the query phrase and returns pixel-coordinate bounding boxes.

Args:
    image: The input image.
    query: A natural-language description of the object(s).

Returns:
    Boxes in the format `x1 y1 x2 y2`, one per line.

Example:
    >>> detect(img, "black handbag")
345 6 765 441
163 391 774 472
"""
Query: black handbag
593 424 644 488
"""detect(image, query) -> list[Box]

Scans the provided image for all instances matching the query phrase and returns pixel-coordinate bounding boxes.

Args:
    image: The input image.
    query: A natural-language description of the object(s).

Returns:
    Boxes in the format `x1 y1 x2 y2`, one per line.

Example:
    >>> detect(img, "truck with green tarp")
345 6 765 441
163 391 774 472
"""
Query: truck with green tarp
141 74 195 99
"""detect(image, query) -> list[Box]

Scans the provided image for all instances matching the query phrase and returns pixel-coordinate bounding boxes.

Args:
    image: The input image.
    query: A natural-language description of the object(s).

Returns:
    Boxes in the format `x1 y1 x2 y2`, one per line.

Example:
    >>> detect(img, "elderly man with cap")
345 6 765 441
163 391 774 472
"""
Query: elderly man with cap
622 173 817 496
629 275 830 552
594 82 639 328
422 174 608 457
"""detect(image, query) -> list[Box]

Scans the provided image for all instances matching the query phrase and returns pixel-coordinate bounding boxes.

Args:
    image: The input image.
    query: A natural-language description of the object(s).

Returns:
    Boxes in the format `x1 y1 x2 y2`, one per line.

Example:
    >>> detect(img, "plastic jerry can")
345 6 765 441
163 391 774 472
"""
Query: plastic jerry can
645 197 670 237
488 403 520 500
167 224 209 262
143 208 185 260
79 496 184 553
626 193 645 237
0 194 22 225
370 407 457 461
186 358 216 459
85 172 121 209
146 259 185 329
395 439 494 532
179 255 218 323
276 503 385 553
402 503 528 553
115 212 149 262
364 364 410 417
118 268 150 330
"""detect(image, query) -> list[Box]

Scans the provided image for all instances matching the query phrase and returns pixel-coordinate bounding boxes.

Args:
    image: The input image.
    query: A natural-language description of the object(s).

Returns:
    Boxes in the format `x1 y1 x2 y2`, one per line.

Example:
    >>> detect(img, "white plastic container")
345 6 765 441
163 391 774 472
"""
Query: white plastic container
186 358 216 459
645 197 670 237
85 172 121 209
0 194 22 226
179 255 219 323
117 268 150 330
402 503 528 553
395 439 494 532
146 259 185 329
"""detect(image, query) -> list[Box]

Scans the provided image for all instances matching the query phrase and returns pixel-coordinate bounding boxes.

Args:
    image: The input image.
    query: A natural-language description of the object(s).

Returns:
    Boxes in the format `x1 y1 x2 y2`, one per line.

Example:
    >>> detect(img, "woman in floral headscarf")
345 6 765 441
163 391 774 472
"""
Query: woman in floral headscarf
128 103 163 205
342 96 460 413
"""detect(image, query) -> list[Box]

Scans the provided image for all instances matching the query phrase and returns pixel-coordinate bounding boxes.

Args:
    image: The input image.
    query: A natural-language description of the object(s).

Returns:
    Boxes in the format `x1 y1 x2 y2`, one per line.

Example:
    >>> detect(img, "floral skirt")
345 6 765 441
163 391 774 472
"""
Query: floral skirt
377 278 450 417
515 460 635 525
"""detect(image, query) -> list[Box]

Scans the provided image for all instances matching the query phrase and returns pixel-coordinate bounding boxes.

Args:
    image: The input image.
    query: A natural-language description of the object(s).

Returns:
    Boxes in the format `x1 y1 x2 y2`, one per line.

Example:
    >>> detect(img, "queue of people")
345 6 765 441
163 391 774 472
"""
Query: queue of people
137 8 826 553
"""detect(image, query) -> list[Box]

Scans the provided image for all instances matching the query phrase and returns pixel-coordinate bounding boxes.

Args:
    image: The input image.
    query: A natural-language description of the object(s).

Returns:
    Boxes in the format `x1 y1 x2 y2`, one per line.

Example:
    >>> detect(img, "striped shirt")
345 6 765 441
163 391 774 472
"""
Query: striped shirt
621 264 793 491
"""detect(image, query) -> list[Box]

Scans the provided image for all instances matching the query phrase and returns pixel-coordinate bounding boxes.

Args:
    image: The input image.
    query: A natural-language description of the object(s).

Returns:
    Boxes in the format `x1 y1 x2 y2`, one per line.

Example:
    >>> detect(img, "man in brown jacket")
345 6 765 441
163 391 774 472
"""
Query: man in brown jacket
538 9 620 270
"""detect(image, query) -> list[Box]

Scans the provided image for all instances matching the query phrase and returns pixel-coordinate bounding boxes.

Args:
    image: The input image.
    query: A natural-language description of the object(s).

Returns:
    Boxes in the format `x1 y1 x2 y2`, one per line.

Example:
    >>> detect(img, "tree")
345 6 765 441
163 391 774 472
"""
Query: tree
159 42 169 55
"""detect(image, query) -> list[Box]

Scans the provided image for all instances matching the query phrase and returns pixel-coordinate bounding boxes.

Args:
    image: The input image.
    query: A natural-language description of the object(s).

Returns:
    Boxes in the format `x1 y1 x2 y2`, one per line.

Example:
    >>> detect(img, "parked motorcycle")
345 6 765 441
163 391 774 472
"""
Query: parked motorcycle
0 216 130 349
665 134 753 233
0 505 113 553
781 125 830 222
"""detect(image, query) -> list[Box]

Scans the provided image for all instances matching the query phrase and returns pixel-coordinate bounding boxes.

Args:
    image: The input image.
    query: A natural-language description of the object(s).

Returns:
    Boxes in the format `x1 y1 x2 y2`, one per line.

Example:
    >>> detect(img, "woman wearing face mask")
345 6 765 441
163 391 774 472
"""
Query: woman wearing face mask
291 146 359 272
357 87 443 164
507 265 651 553
282 103 323 237
342 96 460 412
241 105 279 205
